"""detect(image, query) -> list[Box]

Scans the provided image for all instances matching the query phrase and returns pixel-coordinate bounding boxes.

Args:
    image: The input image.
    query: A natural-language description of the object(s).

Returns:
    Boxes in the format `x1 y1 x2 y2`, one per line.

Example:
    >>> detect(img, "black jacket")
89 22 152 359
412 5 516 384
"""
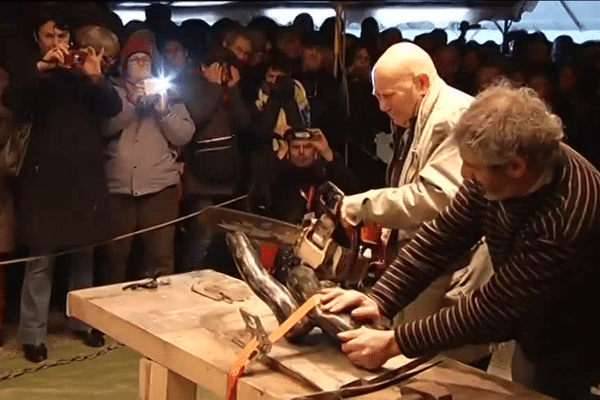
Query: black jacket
3 67 122 254
250 150 360 225
183 73 251 198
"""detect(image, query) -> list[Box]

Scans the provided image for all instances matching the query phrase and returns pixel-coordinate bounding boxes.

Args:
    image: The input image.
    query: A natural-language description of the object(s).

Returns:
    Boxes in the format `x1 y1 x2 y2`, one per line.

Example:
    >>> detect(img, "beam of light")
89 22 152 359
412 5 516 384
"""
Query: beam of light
146 74 174 97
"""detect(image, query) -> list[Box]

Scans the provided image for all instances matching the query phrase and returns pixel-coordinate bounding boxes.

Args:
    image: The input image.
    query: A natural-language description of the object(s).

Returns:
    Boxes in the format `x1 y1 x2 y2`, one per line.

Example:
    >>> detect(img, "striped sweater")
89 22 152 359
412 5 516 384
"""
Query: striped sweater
370 144 600 360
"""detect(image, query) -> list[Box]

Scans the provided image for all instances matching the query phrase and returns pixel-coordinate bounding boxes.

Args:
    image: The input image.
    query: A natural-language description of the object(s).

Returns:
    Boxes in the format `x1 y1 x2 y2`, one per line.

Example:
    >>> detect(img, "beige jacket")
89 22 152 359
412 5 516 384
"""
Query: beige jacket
344 78 471 240
344 78 493 362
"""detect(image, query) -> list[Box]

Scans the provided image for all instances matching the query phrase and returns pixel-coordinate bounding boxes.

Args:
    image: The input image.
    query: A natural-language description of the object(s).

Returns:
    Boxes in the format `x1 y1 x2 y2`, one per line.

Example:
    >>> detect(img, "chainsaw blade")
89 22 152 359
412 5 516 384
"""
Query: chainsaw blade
195 206 302 245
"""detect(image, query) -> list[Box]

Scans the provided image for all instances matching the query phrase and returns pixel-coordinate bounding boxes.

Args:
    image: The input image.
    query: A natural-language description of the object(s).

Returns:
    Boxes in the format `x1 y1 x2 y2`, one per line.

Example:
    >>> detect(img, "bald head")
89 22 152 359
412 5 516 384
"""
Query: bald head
373 42 438 83
372 42 439 127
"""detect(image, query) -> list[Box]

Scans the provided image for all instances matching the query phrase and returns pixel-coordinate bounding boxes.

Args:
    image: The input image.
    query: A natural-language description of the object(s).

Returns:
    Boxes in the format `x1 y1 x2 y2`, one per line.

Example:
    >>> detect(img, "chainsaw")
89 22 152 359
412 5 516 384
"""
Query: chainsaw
196 181 386 287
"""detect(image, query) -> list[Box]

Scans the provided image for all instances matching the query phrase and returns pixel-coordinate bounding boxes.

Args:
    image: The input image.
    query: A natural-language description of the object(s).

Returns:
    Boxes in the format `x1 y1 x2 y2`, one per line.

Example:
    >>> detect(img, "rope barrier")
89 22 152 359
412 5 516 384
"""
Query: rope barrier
0 194 248 267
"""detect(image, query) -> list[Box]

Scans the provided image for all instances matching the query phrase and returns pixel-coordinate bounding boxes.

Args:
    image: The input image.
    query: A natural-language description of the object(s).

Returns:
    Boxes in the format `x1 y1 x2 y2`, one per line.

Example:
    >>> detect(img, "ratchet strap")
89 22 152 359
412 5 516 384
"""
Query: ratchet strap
226 295 321 400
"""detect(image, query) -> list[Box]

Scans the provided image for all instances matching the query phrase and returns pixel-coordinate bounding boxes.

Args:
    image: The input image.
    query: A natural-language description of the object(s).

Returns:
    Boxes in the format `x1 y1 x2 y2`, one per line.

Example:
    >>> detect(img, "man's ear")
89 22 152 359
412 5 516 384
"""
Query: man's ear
415 73 431 93
507 156 528 179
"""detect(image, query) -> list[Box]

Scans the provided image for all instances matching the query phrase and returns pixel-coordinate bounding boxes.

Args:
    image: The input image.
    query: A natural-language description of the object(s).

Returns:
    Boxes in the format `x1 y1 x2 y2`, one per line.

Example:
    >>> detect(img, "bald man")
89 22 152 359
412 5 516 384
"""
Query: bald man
341 43 492 363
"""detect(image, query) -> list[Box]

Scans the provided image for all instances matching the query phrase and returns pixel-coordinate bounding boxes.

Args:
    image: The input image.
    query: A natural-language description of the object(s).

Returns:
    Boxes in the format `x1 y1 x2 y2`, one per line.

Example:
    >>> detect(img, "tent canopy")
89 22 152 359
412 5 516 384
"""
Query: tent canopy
112 1 600 43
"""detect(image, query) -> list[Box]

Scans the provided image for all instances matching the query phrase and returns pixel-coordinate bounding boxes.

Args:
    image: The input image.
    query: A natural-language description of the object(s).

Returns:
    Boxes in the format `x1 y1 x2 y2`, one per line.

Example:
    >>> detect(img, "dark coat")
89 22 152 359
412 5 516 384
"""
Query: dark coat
3 68 122 254
182 73 251 198
250 149 360 225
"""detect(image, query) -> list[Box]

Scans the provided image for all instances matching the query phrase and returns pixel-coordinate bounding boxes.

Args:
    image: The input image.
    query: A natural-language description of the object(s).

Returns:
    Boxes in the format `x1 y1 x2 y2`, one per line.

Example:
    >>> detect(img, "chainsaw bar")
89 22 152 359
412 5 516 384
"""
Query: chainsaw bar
195 207 303 245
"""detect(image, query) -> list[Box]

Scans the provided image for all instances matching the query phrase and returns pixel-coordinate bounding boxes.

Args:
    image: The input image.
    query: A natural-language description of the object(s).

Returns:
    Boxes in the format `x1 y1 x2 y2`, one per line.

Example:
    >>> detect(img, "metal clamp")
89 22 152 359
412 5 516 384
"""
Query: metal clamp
239 308 272 358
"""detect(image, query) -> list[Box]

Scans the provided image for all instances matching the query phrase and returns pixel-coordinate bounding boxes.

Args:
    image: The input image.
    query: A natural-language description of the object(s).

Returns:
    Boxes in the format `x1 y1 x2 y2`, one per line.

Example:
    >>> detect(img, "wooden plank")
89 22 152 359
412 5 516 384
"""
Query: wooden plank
146 358 196 400
67 270 552 400
140 358 152 400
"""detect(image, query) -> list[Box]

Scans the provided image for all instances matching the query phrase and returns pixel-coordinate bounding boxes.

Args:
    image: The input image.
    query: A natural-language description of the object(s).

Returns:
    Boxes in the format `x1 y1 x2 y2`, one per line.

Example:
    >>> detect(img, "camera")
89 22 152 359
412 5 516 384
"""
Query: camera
64 49 88 69
203 46 242 81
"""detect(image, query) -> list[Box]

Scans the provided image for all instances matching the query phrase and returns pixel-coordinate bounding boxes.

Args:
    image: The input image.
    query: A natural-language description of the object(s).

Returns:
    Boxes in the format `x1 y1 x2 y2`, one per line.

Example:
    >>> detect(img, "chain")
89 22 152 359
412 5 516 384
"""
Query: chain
0 343 124 383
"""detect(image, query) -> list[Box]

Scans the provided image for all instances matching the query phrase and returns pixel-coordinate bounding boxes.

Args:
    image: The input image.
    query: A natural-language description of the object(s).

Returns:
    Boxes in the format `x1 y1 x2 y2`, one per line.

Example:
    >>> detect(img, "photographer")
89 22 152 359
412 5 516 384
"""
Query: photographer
251 127 359 225
2 5 122 362
104 29 194 285
179 40 251 273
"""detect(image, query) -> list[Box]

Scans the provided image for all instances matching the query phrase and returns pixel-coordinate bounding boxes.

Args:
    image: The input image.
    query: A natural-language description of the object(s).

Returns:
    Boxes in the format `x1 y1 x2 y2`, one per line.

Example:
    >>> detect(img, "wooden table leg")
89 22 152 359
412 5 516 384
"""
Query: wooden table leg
139 358 197 400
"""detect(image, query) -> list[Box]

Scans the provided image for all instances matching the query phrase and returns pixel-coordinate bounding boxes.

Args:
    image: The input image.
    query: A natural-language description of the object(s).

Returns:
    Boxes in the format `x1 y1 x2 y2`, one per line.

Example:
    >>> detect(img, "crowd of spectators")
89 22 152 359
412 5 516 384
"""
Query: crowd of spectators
0 1 599 363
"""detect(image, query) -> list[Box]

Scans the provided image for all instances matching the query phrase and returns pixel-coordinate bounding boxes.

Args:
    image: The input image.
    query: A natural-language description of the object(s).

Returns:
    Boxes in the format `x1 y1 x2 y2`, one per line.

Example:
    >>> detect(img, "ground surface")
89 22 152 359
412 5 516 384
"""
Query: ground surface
0 311 219 400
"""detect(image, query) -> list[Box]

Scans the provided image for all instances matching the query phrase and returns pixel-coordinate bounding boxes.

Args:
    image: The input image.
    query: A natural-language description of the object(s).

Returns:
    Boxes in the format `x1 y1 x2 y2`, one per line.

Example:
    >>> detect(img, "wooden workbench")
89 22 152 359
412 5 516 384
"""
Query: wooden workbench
66 270 552 400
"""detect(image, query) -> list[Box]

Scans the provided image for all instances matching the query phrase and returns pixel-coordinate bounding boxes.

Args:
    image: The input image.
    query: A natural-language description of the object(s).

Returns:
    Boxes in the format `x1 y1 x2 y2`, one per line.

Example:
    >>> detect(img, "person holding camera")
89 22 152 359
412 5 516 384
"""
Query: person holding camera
2 4 122 362
179 40 251 273
255 127 359 225
103 30 194 284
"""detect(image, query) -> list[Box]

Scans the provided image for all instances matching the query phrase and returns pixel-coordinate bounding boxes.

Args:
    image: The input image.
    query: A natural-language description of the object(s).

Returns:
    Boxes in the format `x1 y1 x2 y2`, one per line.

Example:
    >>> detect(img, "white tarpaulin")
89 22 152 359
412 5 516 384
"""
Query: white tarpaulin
113 1 600 43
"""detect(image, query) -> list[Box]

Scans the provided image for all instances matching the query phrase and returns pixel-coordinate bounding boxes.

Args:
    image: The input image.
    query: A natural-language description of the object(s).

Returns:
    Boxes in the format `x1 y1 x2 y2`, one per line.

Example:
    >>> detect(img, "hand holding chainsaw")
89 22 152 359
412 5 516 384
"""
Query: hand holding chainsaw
319 287 383 324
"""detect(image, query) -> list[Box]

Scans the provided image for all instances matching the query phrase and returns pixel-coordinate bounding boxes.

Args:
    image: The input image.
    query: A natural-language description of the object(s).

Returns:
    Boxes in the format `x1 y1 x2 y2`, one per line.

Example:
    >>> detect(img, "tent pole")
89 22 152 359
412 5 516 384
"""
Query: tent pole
560 0 584 30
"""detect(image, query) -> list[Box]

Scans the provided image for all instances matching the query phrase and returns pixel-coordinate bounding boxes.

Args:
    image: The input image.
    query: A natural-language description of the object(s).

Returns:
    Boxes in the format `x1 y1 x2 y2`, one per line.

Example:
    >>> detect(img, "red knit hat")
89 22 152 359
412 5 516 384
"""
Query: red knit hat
120 29 157 74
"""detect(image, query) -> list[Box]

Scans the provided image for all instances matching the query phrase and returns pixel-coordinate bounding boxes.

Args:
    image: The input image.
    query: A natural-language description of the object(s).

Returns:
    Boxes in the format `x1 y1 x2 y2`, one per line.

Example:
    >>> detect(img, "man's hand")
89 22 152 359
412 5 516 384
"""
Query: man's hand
153 93 168 115
227 65 240 88
81 46 104 77
128 82 146 104
338 327 400 370
320 288 382 323
202 62 223 85
309 128 334 161
339 197 362 230
274 124 291 159
37 45 68 71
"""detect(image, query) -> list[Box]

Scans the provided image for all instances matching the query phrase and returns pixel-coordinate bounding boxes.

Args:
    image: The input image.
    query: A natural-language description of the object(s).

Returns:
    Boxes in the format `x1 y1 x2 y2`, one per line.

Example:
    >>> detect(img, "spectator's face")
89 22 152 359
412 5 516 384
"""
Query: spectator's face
559 66 577 95
461 51 480 74
127 52 152 83
228 36 251 64
459 146 520 201
279 36 302 59
476 66 501 93
350 48 371 79
509 71 526 87
433 49 459 83
527 42 550 66
528 75 554 107
263 67 286 94
37 21 70 56
163 40 187 71
250 48 267 67
320 47 334 73
373 71 422 128
301 45 323 72
289 139 317 168
354 48 371 69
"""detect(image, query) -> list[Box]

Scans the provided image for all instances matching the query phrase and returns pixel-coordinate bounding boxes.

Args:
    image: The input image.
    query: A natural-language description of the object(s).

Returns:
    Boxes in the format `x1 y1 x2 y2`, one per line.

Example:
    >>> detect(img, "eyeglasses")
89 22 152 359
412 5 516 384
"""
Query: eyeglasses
129 56 151 65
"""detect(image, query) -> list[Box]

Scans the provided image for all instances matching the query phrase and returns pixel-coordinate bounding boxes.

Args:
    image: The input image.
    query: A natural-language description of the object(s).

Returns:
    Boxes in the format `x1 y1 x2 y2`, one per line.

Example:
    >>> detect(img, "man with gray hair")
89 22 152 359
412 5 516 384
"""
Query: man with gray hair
322 82 600 398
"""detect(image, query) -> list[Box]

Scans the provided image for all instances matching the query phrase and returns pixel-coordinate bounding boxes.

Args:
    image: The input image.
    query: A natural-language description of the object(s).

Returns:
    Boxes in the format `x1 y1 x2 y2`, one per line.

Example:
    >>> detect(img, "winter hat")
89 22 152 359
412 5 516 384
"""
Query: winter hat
119 28 157 74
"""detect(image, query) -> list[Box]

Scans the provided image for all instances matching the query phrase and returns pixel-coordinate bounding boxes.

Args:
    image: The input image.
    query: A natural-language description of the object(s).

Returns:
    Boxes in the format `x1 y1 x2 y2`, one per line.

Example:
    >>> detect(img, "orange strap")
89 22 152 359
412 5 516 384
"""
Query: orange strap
299 185 316 212
226 295 321 400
